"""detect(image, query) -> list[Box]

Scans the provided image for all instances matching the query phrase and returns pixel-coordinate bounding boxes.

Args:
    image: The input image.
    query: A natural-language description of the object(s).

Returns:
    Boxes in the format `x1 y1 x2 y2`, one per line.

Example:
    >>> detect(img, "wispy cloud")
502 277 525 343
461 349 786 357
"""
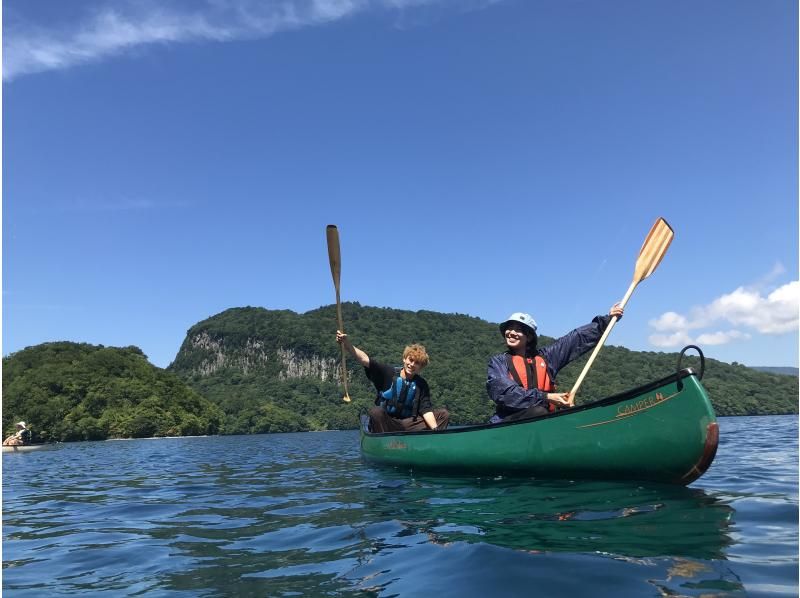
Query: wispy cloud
32 196 193 214
4 302 83 311
65 197 192 212
648 266 799 349
3 0 500 81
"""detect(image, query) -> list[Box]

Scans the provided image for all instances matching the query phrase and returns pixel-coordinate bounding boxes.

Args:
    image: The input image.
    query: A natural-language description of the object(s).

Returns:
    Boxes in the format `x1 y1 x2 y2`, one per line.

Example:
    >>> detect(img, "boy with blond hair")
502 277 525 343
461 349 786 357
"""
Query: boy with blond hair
336 331 449 433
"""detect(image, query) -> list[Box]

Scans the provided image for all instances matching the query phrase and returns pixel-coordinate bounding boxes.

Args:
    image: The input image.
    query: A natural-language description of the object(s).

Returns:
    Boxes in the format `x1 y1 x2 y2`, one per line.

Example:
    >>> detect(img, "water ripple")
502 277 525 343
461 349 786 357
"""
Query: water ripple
3 416 797 596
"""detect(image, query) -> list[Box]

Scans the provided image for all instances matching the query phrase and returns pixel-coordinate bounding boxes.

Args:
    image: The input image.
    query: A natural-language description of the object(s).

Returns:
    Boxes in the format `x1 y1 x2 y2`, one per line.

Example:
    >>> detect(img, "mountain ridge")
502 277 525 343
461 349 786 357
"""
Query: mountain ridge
166 303 799 432
4 303 796 440
749 366 798 377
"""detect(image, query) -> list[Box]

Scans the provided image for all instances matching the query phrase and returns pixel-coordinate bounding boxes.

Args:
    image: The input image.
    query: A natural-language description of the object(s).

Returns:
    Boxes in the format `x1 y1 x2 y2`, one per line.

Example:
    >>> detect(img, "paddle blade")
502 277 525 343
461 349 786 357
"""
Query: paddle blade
633 217 674 284
326 225 341 287
327 225 350 402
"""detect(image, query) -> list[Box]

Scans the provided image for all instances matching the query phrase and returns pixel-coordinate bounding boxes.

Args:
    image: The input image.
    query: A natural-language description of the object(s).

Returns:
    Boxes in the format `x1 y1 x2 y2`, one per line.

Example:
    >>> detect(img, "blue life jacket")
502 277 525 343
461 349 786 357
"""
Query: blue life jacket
378 368 418 418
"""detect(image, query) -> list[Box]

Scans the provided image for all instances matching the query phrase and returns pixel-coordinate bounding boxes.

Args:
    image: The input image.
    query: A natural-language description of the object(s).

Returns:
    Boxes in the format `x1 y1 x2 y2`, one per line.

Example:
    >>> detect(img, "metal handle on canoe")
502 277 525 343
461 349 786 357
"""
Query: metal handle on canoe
676 344 705 390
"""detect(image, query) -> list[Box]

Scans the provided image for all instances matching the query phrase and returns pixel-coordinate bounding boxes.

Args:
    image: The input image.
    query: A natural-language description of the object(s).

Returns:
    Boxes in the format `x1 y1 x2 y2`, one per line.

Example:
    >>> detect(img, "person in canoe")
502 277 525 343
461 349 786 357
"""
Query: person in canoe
336 331 450 433
486 304 624 423
3 421 32 446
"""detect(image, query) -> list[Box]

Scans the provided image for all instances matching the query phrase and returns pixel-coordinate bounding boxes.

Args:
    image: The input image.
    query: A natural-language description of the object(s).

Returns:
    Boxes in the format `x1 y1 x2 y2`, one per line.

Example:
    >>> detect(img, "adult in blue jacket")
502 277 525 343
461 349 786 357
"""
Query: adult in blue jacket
487 304 623 423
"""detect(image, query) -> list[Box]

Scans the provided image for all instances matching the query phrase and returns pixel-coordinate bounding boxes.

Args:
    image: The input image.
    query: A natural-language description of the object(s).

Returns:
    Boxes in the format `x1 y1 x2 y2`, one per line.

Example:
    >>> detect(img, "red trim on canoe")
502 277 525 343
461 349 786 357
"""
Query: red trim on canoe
679 422 719 484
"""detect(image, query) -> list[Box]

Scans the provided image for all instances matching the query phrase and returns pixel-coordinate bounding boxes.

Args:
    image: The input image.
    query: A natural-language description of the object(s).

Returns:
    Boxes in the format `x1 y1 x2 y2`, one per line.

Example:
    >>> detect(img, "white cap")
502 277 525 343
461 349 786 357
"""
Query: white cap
499 312 538 336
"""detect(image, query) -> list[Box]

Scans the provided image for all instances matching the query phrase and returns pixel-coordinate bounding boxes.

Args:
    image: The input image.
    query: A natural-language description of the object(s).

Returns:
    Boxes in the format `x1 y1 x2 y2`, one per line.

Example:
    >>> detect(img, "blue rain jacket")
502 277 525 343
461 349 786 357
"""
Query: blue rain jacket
486 315 612 423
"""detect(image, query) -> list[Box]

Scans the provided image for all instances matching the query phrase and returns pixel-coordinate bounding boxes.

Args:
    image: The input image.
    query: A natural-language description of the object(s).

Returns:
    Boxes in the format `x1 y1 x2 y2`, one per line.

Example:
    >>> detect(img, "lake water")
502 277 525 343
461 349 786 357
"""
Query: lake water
3 415 797 597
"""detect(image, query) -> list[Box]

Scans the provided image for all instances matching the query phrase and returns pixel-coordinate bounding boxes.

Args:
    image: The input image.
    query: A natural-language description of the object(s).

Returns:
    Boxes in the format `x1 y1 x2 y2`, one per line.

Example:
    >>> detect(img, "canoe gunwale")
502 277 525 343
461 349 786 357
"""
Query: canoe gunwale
361 367 702 438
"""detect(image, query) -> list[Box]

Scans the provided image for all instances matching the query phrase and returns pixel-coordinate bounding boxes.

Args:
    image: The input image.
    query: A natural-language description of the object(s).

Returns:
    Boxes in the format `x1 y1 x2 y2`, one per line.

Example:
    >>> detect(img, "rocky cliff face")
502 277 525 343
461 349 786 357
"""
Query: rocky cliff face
183 331 342 382
275 348 342 382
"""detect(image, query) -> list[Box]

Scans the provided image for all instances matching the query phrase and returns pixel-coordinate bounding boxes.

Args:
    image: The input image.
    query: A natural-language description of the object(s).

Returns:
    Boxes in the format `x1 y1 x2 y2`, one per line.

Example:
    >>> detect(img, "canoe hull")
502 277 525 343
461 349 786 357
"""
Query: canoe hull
360 369 718 485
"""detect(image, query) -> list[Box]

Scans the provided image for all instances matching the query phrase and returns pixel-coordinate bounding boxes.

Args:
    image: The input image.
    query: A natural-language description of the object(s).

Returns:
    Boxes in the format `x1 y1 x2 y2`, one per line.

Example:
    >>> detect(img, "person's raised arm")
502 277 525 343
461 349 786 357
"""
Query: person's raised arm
336 331 370 367
540 303 624 374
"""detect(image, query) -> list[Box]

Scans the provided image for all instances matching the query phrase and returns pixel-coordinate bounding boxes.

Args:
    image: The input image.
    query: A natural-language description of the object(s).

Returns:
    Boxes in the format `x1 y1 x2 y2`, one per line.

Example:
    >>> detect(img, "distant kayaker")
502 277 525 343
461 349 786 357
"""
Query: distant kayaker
3 421 32 446
336 331 449 433
487 304 624 423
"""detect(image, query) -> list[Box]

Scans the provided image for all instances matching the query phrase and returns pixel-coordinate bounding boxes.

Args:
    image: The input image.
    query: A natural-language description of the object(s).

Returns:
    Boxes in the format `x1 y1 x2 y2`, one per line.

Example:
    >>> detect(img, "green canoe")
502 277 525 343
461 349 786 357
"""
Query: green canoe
360 358 718 485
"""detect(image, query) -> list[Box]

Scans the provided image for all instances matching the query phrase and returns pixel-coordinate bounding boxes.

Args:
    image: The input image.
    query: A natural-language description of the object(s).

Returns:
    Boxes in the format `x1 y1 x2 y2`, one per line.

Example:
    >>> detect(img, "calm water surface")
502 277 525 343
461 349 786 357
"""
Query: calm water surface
3 415 797 597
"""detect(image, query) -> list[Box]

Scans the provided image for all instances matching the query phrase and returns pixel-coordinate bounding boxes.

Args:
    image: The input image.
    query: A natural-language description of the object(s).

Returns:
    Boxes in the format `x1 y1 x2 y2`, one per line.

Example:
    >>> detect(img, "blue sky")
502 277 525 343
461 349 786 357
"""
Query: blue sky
3 0 798 369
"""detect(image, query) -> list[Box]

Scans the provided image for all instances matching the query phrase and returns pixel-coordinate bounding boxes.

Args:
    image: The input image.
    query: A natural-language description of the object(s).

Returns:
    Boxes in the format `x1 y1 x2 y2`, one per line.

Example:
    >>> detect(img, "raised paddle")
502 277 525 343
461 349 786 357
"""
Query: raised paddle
326 225 351 403
568 217 674 405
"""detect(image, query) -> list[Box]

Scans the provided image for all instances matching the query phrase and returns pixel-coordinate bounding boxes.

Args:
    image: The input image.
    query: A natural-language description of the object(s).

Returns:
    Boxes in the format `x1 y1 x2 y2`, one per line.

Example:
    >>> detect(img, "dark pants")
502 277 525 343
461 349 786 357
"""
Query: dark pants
368 407 450 433
501 404 550 422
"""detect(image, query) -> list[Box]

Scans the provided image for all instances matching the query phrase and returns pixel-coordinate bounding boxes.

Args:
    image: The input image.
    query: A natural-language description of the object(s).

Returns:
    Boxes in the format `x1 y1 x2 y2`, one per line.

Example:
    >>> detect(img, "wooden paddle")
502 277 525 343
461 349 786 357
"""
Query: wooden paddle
568 217 674 405
326 225 351 403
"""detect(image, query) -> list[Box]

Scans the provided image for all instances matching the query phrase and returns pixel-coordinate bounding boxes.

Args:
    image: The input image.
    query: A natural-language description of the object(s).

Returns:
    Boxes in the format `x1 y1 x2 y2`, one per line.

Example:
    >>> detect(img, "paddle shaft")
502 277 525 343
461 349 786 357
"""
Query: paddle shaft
326 226 351 402
568 281 635 400
334 290 351 402
568 218 673 404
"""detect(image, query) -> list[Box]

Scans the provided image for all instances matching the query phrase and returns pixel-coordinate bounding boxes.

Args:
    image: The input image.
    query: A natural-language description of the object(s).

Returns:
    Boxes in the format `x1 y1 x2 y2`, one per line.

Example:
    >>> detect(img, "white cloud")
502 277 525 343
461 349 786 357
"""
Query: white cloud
702 281 799 335
3 0 500 81
648 331 693 348
758 262 787 286
695 330 751 346
5 6 237 80
647 275 799 349
648 311 692 332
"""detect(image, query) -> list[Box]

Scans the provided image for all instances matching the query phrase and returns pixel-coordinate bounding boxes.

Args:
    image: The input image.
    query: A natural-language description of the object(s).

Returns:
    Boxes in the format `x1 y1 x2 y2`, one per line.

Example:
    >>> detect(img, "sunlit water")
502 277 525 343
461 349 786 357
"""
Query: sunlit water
3 415 797 596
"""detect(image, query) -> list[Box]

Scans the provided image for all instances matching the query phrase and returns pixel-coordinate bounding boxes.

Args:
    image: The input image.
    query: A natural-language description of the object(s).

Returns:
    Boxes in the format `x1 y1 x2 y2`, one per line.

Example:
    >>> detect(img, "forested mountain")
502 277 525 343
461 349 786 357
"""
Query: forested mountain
167 303 799 433
4 305 795 441
2 342 223 442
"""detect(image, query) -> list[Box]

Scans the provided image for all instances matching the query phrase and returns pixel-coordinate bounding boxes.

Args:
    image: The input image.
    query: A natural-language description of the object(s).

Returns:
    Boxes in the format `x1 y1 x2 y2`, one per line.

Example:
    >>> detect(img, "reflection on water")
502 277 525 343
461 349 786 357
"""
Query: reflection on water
366 475 734 559
3 416 797 597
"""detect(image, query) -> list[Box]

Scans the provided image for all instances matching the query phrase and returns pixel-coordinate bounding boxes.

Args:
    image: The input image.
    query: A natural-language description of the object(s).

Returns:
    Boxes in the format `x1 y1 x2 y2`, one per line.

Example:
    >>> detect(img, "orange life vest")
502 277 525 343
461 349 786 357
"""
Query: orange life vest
506 354 557 412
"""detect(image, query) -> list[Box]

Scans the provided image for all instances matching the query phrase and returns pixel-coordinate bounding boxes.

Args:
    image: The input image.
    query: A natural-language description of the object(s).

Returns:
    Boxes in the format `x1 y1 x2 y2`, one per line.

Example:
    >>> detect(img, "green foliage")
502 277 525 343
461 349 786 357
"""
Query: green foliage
556 348 798 416
167 304 798 432
2 342 224 442
5 306 795 442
